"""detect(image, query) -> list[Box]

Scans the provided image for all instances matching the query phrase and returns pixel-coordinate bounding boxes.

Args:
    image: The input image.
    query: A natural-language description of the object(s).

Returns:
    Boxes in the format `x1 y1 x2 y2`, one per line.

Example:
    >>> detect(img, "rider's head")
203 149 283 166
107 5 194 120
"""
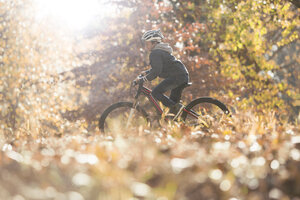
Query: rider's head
141 29 164 50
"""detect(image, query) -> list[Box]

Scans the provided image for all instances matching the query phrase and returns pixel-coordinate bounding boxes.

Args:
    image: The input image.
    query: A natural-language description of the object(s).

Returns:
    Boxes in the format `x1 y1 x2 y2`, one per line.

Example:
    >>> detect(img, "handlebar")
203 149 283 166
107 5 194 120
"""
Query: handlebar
132 80 138 86
132 75 144 86
131 75 144 99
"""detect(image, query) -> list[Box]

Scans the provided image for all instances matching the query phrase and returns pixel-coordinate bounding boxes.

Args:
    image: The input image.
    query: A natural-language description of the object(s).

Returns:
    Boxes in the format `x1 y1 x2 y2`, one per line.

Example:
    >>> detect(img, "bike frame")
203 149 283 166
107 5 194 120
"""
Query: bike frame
132 81 199 120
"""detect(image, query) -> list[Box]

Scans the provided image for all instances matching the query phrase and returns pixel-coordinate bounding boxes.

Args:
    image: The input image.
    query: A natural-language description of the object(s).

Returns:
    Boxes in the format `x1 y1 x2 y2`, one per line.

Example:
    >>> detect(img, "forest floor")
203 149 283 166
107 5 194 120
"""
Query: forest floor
0 110 299 200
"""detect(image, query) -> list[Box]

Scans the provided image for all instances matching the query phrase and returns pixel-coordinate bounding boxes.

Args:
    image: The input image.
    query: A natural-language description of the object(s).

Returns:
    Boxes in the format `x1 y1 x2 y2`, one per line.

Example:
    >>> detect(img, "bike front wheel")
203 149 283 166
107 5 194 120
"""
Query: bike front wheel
99 102 149 134
181 97 230 128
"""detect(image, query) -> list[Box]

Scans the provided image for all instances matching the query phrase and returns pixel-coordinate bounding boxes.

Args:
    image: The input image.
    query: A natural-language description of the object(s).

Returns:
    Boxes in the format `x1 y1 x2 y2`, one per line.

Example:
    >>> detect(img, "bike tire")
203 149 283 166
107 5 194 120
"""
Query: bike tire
99 101 149 133
181 97 230 127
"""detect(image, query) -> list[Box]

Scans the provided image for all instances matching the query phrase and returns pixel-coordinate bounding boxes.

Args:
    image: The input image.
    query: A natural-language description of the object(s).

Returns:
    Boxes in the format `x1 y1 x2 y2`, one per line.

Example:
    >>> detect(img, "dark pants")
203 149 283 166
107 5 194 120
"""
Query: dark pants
151 75 189 107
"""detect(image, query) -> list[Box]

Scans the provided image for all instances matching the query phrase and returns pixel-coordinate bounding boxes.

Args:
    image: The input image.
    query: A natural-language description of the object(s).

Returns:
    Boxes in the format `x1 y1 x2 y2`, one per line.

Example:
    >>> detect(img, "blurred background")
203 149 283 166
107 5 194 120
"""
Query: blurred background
0 0 299 199
0 0 299 133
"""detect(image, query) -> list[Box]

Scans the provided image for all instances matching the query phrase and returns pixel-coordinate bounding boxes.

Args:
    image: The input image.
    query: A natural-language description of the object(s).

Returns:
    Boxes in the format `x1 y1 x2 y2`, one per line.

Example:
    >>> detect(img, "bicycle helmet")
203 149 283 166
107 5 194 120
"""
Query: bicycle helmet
141 29 164 42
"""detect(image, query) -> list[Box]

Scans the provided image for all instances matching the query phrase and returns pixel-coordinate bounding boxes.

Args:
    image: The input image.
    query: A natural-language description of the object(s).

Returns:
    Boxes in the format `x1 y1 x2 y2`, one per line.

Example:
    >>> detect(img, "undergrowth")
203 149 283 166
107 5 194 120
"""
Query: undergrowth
0 110 299 200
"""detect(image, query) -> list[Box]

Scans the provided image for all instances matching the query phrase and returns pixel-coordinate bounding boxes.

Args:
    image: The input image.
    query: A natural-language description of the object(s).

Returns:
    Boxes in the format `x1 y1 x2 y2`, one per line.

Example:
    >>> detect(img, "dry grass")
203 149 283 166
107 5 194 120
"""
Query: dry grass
0 109 299 200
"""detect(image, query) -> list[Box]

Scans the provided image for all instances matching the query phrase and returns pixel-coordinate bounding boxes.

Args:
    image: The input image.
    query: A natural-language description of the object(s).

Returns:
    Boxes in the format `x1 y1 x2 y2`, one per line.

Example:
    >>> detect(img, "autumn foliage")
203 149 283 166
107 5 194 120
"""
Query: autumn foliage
0 0 299 199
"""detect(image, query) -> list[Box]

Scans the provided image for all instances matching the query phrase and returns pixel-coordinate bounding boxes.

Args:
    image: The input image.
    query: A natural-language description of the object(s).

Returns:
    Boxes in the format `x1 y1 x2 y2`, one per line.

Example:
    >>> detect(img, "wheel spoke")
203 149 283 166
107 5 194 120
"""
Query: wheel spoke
99 102 148 134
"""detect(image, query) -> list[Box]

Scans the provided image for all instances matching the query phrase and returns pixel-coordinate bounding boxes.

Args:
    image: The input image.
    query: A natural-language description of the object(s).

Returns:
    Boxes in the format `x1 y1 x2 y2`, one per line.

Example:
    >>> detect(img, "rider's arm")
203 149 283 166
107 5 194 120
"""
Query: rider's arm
144 50 162 81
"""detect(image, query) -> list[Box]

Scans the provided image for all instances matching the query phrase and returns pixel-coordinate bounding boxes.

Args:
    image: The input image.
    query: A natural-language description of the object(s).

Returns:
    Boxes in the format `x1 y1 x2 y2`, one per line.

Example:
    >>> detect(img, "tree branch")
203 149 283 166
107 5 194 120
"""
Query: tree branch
288 0 300 8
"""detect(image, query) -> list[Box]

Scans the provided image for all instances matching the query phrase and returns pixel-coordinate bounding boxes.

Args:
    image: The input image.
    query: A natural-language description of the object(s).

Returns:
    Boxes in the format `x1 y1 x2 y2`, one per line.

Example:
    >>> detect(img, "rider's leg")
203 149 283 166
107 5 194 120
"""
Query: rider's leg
168 85 185 114
151 77 180 107
169 75 189 103
169 75 189 114
151 78 176 107
169 84 185 104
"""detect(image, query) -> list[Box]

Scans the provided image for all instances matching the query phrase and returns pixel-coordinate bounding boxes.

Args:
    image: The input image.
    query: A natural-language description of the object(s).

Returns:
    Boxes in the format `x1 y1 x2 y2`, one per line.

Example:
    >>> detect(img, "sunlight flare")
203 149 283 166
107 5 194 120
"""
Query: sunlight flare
34 0 115 30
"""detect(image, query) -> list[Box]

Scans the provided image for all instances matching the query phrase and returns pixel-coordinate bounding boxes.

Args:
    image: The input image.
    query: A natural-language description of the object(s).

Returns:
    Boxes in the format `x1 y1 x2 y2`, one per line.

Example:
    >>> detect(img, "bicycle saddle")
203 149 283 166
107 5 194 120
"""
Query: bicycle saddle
183 82 192 88
178 82 192 90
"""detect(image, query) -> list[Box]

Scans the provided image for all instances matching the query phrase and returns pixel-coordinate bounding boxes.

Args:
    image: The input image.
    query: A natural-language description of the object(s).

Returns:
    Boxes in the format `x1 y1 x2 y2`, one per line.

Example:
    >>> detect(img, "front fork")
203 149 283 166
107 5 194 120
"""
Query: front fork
126 94 139 129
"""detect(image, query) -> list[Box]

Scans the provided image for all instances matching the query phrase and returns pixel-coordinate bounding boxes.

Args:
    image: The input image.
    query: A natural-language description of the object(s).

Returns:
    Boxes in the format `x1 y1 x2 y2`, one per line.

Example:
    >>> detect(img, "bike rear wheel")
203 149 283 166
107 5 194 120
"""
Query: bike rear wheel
99 102 149 134
181 97 230 128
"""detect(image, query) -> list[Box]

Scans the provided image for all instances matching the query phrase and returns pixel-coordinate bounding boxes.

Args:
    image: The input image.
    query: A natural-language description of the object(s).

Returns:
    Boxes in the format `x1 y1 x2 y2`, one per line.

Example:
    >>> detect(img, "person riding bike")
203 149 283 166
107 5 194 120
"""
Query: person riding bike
136 29 190 115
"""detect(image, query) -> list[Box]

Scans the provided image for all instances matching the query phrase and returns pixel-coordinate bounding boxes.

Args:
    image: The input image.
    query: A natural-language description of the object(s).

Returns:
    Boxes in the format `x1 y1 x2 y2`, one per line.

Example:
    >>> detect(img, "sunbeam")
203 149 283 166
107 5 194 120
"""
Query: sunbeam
34 0 116 31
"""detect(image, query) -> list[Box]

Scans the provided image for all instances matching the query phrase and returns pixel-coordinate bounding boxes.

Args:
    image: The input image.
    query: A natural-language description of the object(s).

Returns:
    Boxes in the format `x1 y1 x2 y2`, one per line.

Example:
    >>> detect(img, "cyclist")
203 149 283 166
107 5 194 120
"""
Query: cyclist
136 29 190 115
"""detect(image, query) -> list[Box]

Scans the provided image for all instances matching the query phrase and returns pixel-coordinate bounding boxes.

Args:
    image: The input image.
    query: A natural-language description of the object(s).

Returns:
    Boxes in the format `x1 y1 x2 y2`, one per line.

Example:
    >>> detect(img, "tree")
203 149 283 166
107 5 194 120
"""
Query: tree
0 0 84 136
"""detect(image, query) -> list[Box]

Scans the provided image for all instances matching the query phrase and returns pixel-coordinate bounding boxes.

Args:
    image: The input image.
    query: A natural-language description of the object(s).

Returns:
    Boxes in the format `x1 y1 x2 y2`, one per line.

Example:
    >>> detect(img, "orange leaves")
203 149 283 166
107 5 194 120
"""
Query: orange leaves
1 100 300 199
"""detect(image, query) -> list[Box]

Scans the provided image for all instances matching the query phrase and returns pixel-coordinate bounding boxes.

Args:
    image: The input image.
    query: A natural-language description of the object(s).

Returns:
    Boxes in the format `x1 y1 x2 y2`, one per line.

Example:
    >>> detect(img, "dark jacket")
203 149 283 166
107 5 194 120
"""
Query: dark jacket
145 43 189 81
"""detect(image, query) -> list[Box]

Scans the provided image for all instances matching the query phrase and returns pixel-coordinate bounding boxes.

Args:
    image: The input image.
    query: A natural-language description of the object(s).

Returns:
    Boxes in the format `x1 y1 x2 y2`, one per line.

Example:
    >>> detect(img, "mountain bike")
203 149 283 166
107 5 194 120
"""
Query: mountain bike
99 76 230 133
